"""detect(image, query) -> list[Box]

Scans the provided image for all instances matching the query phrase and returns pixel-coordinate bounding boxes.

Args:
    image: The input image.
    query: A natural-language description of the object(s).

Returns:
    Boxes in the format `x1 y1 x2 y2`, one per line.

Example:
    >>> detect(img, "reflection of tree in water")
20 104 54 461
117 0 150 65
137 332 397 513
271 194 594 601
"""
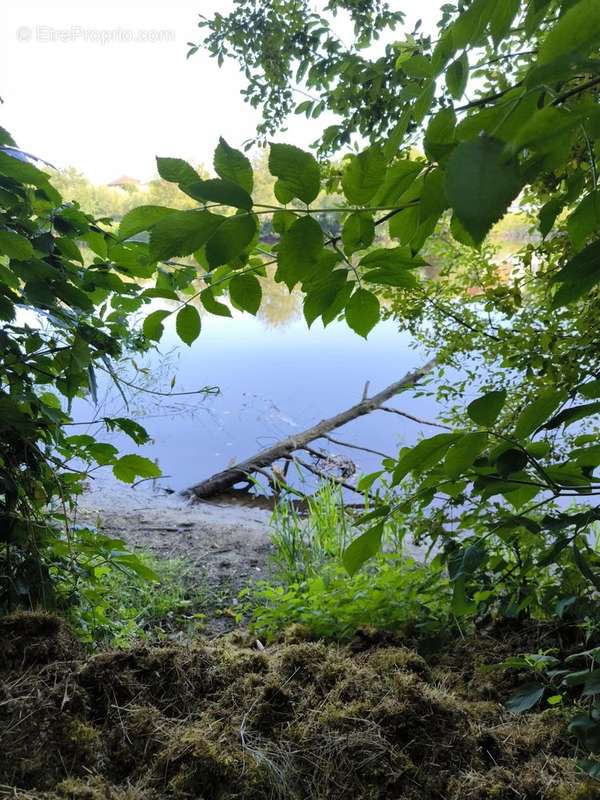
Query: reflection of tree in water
257 269 302 328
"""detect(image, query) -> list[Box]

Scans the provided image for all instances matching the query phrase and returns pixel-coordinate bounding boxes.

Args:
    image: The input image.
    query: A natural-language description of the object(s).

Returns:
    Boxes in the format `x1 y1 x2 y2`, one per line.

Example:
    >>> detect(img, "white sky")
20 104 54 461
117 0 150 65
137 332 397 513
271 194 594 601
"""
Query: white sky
1 0 442 183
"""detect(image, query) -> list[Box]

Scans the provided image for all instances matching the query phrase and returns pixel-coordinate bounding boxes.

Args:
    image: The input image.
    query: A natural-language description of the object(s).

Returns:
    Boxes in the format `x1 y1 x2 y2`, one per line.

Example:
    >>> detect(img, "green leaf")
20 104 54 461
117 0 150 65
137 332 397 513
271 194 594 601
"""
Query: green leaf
514 390 566 438
0 295 17 323
342 522 384 576
490 0 520 45
205 213 257 268
229 273 262 315
372 160 421 205
569 444 600 467
539 195 565 238
450 0 496 50
103 417 150 445
269 143 320 204
363 268 418 289
495 448 528 477
444 431 489 480
538 0 600 65
543 401 600 430
342 146 387 205
413 80 436 124
113 454 161 484
509 106 593 156
359 247 424 269
583 669 600 697
176 305 201 346
342 212 375 256
302 269 348 327
446 136 522 244
402 54 433 79
467 389 507 427
0 230 34 260
112 553 160 582
143 309 170 341
393 433 461 484
446 52 469 99
0 150 52 188
552 239 600 306
156 156 198 185
200 287 231 317
345 288 380 338
56 237 83 264
451 576 477 616
149 210 224 261
579 379 600 399
420 167 449 222
118 206 175 241
572 540 600 591
181 178 253 211
213 137 253 193
505 682 545 714
82 231 108 259
424 108 457 163
272 210 297 234
568 713 600 752
568 191 600 251
276 216 323 290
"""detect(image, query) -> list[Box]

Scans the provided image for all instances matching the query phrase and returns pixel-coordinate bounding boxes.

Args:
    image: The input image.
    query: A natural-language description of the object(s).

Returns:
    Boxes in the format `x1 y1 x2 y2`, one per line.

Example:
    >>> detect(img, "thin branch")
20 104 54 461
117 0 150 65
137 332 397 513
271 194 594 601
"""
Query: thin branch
321 433 392 460
286 455 367 498
97 369 219 398
552 75 600 106
456 82 524 112
378 406 450 430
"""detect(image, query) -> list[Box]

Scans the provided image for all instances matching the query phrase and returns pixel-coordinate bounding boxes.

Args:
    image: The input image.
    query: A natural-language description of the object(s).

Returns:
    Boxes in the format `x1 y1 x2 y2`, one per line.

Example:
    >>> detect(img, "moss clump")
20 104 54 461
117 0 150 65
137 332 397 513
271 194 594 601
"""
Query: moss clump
0 611 79 668
0 613 594 800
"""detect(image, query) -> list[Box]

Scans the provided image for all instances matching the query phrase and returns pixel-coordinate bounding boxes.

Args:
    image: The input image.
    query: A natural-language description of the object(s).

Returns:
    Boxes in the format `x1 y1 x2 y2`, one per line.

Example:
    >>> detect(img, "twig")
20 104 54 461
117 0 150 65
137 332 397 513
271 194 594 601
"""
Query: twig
378 406 450 430
321 433 391 459
286 455 367 498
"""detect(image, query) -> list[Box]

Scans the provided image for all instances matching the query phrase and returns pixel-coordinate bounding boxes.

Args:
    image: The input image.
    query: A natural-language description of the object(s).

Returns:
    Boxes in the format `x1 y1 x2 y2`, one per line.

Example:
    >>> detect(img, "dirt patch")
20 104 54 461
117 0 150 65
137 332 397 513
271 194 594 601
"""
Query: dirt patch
0 613 595 800
76 477 274 618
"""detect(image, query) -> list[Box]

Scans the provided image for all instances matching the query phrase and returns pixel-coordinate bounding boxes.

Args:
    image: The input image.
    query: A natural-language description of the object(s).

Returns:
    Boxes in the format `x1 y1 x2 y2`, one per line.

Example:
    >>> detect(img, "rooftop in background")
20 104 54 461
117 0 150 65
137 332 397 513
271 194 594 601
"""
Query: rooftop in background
107 175 143 188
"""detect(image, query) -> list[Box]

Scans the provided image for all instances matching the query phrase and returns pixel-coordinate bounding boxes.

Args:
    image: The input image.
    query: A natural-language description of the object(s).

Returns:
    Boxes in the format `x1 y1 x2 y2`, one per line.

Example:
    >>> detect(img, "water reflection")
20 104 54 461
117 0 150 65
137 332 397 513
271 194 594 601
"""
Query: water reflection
73 279 447 494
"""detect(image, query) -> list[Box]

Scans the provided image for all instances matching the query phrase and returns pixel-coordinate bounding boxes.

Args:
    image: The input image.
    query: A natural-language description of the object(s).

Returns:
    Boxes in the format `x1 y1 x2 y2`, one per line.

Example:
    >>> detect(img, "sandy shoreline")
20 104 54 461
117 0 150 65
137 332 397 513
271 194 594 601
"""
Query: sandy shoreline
76 474 275 593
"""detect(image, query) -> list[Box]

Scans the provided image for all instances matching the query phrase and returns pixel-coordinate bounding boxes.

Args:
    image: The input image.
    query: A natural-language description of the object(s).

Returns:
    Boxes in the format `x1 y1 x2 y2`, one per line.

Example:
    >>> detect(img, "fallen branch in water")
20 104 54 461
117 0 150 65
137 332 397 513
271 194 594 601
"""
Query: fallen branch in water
182 359 436 501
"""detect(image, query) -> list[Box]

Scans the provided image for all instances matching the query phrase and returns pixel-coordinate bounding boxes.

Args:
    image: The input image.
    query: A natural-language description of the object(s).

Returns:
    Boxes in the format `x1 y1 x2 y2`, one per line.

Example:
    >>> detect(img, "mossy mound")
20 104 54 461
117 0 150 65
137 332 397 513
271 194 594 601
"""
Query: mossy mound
0 614 595 799
0 611 80 668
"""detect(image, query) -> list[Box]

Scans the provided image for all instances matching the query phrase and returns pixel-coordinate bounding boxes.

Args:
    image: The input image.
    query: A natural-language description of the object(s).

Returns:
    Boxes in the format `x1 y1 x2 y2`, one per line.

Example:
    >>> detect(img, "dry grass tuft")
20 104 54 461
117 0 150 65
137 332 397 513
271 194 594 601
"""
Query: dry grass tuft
0 613 595 799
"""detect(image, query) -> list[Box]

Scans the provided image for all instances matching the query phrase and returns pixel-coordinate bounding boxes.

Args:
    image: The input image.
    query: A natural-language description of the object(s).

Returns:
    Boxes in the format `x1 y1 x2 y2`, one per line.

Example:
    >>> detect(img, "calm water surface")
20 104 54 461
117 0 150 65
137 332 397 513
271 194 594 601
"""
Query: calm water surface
73 302 448 494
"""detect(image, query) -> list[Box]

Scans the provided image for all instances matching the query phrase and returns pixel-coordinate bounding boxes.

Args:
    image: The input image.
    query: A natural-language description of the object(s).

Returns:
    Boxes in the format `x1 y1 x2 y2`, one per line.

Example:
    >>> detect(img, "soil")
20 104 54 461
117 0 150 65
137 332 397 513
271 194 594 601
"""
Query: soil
0 612 596 800
76 475 275 596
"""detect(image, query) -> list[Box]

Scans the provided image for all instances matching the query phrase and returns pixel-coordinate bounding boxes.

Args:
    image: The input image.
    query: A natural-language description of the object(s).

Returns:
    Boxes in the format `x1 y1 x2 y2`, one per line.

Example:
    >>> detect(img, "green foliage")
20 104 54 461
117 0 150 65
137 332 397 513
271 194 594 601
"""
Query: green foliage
5 0 600 707
176 304 201 345
61 547 210 647
248 485 450 640
344 287 380 338
213 137 254 193
445 138 522 244
269 143 320 204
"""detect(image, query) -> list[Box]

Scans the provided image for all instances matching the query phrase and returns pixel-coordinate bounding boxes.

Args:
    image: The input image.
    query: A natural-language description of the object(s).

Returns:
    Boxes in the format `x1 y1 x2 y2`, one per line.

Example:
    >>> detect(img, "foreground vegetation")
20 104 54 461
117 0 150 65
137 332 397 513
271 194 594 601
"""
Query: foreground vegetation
1 610 596 800
2 0 600 792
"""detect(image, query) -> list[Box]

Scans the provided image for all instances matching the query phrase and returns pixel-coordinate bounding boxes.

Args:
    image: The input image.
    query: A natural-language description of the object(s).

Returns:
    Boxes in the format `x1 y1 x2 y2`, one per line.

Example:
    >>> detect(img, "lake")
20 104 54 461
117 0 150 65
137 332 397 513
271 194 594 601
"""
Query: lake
72 294 447 496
